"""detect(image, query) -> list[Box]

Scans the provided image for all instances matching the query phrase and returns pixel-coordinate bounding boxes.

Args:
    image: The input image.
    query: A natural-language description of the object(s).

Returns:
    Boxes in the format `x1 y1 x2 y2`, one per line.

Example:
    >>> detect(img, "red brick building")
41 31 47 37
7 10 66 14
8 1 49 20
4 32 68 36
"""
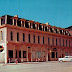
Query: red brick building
0 15 72 64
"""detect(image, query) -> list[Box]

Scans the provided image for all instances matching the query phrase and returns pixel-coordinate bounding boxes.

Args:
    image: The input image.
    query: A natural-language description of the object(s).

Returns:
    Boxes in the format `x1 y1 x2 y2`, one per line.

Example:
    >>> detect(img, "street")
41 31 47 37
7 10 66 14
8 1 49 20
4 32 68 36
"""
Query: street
0 61 72 72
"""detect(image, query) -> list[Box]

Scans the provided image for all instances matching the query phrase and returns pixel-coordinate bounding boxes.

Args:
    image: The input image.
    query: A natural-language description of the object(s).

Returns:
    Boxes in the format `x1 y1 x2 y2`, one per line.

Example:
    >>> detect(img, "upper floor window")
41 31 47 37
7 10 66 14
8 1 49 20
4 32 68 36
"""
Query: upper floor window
28 34 30 42
48 37 50 45
38 36 40 43
63 39 64 46
11 31 13 41
43 36 44 44
23 33 25 42
52 38 54 45
33 35 35 43
17 32 19 41
56 38 57 45
66 40 67 46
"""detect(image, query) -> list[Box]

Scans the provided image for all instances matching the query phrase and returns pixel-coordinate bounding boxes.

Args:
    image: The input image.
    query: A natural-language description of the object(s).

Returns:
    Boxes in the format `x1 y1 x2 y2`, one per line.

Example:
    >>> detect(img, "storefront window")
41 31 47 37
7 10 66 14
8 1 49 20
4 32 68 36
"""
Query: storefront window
23 51 26 58
51 52 55 58
32 51 35 58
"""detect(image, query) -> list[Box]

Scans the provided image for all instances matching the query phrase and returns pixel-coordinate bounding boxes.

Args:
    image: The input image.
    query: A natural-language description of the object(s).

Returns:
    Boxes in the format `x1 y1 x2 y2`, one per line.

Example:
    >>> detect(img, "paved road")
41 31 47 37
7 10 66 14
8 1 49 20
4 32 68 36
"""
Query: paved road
0 61 72 72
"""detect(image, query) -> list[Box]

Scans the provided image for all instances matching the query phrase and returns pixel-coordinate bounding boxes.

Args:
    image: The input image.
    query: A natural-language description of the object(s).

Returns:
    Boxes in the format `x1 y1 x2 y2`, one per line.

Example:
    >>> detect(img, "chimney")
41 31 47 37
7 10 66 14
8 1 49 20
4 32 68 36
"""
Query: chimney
45 22 49 26
14 15 18 17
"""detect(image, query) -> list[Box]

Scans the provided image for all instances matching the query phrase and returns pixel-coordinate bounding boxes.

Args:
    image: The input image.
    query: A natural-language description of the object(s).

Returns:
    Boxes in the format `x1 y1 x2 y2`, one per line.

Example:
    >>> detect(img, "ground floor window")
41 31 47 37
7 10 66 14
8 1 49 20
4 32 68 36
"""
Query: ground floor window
37 51 41 58
19 51 21 58
23 51 26 58
32 51 35 58
8 50 13 58
65 52 68 56
51 52 55 58
43 51 45 57
16 51 17 58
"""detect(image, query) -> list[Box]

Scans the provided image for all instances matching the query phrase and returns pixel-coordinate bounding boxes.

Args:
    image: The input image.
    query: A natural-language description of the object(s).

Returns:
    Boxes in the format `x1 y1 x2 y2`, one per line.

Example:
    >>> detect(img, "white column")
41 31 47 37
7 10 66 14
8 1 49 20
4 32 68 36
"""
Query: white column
42 25 43 31
16 19 17 26
5 15 7 24
21 21 22 27
5 28 7 64
38 24 39 30
13 19 14 25
46 50 48 61
0 18 1 25
47 27 48 32
35 24 37 30
24 21 25 27
44 26 45 31
28 22 30 28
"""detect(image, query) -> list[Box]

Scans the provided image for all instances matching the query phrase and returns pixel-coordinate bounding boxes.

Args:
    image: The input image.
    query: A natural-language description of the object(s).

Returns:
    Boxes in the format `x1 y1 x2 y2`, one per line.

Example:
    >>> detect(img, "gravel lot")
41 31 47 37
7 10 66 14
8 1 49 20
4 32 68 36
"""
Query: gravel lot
0 61 72 72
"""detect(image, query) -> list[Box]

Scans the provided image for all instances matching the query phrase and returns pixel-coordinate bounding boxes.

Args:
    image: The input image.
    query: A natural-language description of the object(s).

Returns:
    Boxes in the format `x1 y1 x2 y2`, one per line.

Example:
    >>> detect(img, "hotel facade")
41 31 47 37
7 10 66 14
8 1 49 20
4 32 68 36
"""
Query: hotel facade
0 15 72 64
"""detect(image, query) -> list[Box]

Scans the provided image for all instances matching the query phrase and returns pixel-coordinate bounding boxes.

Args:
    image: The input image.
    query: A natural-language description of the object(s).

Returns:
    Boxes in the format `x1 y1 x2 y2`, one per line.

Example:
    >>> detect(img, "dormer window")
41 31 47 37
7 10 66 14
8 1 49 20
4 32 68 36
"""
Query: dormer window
50 28 53 32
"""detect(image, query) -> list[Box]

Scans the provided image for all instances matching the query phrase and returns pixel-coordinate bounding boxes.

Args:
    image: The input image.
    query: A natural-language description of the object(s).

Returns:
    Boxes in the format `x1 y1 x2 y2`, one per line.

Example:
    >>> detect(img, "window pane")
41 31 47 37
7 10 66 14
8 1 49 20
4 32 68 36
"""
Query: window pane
11 31 13 40
23 33 25 42
32 51 35 58
19 51 21 58
28 34 30 42
23 51 26 58
33 35 35 43
51 52 55 58
38 36 40 43
17 32 19 41
8 50 13 58
43 36 44 44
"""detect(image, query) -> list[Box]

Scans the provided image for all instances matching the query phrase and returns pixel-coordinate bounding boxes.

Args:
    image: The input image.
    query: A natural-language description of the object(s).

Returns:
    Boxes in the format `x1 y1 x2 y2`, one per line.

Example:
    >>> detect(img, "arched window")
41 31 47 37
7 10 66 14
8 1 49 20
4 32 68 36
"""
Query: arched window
43 36 44 44
28 34 30 42
23 33 25 42
11 31 13 41
56 38 57 45
63 39 64 46
38 36 40 43
52 38 54 45
17 32 19 41
33 35 35 43
48 37 50 45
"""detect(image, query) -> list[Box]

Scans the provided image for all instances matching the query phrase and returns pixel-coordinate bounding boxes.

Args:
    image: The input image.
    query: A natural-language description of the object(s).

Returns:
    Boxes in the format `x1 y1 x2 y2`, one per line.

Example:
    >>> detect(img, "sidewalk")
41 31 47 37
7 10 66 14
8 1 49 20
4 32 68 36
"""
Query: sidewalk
0 63 5 66
0 61 59 66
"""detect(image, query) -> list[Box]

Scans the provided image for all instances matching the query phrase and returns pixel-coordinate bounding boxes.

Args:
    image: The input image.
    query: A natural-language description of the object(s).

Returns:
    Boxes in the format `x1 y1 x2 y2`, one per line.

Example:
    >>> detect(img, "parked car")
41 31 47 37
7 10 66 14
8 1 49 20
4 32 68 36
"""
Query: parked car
58 56 72 62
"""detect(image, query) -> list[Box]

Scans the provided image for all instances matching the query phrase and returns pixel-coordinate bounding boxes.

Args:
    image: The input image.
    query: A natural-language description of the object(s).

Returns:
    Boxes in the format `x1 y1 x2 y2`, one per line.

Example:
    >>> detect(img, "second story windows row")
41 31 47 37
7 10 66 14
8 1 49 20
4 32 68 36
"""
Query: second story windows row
10 31 71 47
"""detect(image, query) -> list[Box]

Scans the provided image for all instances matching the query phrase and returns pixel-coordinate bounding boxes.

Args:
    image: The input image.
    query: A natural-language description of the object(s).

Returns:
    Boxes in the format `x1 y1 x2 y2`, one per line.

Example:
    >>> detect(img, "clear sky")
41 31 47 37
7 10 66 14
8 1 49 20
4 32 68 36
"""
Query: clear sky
0 0 72 28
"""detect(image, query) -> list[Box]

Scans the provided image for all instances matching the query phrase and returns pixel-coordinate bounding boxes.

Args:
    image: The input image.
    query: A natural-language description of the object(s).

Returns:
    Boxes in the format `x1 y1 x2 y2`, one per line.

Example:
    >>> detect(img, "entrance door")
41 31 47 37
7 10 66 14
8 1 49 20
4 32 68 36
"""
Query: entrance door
48 53 51 61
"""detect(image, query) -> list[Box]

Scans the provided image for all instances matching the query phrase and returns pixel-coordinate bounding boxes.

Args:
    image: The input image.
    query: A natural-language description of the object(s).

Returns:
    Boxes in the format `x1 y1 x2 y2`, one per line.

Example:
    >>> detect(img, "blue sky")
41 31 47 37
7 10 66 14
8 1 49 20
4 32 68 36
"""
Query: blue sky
0 0 72 28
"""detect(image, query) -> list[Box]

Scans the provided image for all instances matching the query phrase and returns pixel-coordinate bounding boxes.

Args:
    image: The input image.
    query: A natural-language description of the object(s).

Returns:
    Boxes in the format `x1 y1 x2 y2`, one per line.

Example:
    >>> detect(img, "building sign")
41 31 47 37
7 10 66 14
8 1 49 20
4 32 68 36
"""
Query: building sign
0 45 4 52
